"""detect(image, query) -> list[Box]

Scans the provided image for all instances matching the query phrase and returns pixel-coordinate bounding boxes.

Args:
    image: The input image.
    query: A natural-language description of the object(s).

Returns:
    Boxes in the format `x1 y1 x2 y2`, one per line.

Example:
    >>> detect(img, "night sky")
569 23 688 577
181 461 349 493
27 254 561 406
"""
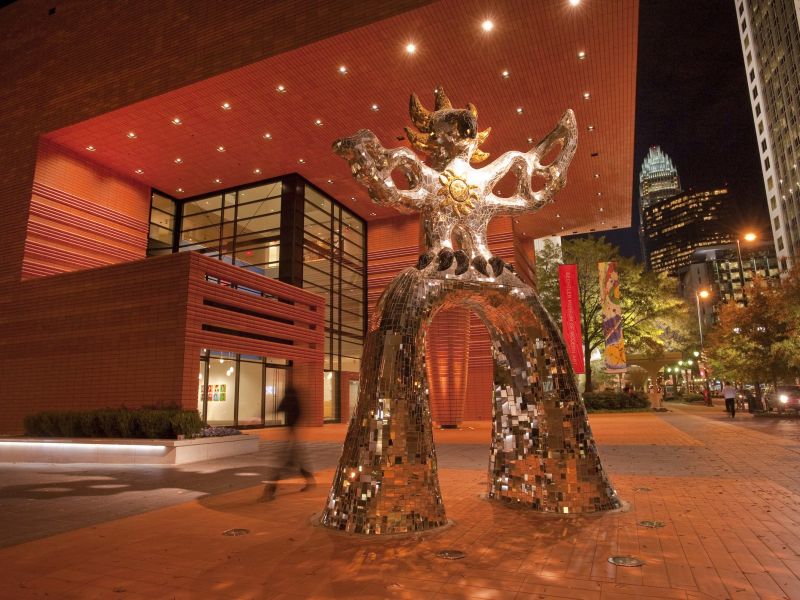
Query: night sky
584 0 770 260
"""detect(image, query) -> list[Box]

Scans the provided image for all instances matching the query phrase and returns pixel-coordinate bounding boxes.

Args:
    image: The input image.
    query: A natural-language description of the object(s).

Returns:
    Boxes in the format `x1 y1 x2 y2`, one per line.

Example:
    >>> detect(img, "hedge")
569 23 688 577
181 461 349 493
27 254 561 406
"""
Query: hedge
582 391 650 410
23 407 203 439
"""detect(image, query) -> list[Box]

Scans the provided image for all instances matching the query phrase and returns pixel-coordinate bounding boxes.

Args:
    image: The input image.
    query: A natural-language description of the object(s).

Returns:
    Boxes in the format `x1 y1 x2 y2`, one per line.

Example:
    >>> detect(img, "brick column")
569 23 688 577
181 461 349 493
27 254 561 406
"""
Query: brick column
426 306 470 427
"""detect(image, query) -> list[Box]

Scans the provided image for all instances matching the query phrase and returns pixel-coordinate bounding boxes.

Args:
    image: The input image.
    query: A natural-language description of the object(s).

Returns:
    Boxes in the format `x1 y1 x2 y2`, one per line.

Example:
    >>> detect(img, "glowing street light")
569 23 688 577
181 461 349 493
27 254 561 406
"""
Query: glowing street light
736 232 757 304
695 288 711 350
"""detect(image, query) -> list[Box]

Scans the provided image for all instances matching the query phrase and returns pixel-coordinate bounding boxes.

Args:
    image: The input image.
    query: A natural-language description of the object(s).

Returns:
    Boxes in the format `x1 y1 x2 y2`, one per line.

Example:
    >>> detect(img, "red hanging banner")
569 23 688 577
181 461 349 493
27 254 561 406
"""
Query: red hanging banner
558 263 585 374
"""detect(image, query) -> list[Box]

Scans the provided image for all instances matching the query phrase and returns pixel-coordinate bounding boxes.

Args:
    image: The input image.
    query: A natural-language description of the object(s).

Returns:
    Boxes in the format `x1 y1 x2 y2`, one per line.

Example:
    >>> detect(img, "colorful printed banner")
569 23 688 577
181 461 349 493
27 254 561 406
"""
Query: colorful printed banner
598 261 627 372
558 264 585 374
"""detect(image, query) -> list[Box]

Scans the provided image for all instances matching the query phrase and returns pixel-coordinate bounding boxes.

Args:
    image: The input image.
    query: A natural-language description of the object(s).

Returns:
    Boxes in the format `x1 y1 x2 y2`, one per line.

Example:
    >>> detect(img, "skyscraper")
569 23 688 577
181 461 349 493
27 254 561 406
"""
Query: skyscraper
642 188 734 275
736 0 800 272
638 146 682 263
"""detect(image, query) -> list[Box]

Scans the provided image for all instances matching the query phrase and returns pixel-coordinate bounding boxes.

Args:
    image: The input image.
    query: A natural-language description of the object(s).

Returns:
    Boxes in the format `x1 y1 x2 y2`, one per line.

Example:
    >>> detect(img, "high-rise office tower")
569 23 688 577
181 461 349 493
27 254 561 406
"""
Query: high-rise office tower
642 188 734 275
736 0 800 272
638 146 682 264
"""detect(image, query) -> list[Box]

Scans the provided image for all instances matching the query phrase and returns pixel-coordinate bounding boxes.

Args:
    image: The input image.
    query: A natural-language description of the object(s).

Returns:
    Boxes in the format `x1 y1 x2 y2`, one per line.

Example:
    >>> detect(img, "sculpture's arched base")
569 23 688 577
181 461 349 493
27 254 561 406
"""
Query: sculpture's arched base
320 267 621 535
310 512 457 537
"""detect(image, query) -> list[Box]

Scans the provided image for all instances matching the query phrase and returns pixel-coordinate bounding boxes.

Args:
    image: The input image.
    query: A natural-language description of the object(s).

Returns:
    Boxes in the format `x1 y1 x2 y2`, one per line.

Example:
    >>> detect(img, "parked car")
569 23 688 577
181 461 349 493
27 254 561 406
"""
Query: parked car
765 385 800 413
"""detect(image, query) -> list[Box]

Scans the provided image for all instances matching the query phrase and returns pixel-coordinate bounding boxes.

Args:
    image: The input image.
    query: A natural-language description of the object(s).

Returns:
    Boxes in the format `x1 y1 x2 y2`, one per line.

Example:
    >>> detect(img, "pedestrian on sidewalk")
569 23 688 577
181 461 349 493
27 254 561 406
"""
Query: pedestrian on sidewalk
722 380 737 418
260 384 315 501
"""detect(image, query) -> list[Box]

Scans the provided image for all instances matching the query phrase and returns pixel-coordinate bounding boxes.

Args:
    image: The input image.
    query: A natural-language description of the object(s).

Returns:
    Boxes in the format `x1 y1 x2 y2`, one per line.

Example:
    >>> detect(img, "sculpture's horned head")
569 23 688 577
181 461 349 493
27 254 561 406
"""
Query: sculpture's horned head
404 88 491 168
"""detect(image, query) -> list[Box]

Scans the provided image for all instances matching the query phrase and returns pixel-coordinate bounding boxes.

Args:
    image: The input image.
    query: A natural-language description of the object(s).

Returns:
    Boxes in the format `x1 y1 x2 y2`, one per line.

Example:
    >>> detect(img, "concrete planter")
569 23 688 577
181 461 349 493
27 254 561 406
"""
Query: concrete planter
0 433 259 465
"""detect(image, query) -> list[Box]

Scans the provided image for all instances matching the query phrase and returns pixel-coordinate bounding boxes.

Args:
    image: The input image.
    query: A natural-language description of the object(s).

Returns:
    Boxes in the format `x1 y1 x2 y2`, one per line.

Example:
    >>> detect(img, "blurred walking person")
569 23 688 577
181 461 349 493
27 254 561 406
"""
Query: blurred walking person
261 384 315 501
722 381 737 418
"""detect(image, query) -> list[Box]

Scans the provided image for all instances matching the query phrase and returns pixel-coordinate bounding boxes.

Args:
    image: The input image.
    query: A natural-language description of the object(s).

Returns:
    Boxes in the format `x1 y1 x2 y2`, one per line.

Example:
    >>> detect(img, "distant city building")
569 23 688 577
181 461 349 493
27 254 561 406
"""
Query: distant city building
679 241 780 327
642 188 733 275
638 146 682 263
736 0 800 272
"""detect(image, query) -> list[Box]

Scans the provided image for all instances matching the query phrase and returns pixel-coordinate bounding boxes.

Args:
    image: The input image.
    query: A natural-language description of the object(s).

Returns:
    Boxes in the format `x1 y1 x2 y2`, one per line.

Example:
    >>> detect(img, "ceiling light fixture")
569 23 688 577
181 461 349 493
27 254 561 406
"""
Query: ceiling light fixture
174 158 183 164
213 178 222 184
599 207 604 212
338 65 348 75
276 84 286 93
221 102 231 110
253 168 261 174
126 131 137 139
314 119 323 126
516 107 523 114
217 146 225 152
526 137 533 144
171 117 182 125
176 188 184 193
578 50 586 60
481 20 494 32
594 173 600 178
85 145 96 152
556 213 561 218
501 69 510 79
405 42 416 54
327 179 333 184
370 212 377 216
569 0 581 6
587 125 595 131
134 169 143 174
371 104 379 111
597 192 602 196
263 133 272 140
583 92 591 100
298 158 305 164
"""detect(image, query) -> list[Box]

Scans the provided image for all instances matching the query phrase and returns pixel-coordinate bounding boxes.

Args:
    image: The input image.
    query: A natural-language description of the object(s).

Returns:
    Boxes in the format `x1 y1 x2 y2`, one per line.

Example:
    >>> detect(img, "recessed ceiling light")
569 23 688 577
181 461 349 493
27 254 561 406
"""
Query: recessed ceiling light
350 196 356 202
338 65 348 75
596 192 602 197
176 188 184 193
174 157 183 164
314 119 323 126
583 92 591 100
599 207 604 212
370 212 376 216
85 145 96 152
556 213 561 218
516 107 523 114
578 50 586 60
526 137 533 144
405 43 416 54
501 69 510 79
253 168 261 174
276 84 286 93
569 0 581 6
327 179 333 184
263 133 272 140
171 117 182 125
587 125 595 131
371 104 379 111
134 169 143 174
213 178 222 184
481 20 494 32
217 146 225 152
221 102 232 110
126 132 137 139
594 173 600 178
601 221 605 225
298 158 305 164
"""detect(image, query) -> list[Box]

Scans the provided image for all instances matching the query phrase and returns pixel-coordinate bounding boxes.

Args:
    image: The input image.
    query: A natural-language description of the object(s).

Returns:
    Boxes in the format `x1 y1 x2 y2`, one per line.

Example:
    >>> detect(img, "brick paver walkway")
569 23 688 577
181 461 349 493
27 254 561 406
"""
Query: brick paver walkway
1 405 799 599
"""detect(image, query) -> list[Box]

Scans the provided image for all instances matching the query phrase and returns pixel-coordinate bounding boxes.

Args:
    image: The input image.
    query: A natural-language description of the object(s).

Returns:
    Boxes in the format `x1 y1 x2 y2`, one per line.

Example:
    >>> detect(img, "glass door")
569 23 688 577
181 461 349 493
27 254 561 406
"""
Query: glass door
265 366 287 425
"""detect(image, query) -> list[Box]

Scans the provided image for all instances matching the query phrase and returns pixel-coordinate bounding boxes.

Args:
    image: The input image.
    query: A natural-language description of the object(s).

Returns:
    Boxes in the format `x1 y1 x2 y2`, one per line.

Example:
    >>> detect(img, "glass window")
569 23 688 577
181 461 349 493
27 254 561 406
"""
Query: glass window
238 357 264 427
147 193 176 256
206 352 237 426
184 195 222 215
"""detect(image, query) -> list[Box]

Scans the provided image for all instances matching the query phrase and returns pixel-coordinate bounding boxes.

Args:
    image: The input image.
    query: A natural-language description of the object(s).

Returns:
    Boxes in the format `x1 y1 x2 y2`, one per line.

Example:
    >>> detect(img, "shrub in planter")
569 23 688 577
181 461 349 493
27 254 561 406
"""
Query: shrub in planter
135 409 172 439
170 411 203 438
681 393 705 403
582 391 650 410
115 409 137 439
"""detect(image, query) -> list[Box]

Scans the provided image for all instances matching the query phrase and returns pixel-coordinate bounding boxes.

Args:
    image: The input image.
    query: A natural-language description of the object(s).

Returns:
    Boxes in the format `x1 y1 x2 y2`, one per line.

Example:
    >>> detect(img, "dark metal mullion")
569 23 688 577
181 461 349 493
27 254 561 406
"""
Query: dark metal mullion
201 354 210 423
233 354 240 426
261 358 267 426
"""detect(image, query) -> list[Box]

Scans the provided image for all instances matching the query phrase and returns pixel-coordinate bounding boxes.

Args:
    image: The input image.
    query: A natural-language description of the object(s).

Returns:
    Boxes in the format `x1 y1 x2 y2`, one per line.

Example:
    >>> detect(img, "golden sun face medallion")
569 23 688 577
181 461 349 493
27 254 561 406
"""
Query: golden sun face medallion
437 170 479 216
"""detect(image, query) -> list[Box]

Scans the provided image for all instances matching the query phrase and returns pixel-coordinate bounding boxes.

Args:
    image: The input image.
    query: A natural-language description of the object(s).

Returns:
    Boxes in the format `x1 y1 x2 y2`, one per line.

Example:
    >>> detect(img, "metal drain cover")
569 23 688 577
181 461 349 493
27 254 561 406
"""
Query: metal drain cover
608 556 645 567
639 520 665 528
633 487 652 492
436 549 466 560
222 528 250 536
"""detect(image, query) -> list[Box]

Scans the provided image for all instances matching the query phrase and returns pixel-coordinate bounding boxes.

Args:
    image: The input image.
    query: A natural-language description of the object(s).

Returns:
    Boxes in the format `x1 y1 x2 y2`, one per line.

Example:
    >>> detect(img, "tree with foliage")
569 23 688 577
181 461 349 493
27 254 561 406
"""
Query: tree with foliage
706 271 800 393
535 237 692 391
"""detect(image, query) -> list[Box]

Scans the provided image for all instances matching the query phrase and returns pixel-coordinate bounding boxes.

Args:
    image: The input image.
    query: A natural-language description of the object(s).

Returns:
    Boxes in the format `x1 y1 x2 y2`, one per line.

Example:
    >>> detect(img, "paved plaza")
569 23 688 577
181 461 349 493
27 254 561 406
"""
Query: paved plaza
1 403 799 599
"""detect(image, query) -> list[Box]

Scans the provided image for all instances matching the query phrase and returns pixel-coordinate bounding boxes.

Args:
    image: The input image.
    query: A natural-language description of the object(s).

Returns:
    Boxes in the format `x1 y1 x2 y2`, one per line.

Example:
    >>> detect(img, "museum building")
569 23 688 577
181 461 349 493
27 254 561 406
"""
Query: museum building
0 0 638 434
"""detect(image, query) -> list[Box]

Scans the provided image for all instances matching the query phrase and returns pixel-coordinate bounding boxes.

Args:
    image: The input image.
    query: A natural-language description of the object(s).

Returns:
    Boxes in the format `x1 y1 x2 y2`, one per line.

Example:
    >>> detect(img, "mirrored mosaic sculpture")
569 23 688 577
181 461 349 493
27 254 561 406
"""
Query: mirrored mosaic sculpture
321 88 620 535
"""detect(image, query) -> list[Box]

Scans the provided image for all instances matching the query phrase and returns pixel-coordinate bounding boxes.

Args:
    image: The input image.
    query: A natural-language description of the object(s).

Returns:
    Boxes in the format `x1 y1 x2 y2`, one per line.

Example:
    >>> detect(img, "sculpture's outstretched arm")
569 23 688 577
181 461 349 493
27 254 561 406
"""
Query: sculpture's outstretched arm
333 129 433 213
484 110 578 214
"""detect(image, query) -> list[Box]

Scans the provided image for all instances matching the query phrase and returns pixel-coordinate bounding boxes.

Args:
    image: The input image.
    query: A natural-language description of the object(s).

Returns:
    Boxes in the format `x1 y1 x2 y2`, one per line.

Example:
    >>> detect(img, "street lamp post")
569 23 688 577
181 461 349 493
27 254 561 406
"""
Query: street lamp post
695 288 710 350
735 232 757 305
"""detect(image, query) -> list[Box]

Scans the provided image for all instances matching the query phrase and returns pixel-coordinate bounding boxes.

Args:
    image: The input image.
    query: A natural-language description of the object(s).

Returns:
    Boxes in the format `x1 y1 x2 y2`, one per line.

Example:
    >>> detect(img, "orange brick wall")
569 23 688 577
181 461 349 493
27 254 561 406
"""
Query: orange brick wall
0 252 325 434
22 140 151 279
